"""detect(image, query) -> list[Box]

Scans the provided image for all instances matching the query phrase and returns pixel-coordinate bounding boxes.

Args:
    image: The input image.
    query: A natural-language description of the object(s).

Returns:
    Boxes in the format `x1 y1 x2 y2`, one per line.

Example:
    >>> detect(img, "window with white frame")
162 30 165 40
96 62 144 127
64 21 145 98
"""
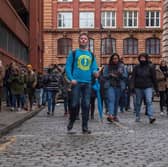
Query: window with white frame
58 0 72 2
123 0 138 1
124 11 138 28
145 0 161 1
57 12 72 28
101 0 117 1
101 11 116 28
146 11 160 28
80 0 94 1
79 12 94 28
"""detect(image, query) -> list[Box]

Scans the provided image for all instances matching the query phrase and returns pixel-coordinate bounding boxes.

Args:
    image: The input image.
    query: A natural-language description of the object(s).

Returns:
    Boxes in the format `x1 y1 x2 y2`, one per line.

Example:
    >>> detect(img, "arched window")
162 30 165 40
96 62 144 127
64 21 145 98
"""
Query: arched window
146 38 160 55
57 38 72 55
123 38 138 55
101 38 116 55
89 38 94 53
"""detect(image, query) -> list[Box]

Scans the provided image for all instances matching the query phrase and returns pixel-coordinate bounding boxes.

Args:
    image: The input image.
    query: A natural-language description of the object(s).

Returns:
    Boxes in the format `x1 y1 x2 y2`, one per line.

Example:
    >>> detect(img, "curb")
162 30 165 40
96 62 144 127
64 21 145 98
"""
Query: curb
0 107 44 137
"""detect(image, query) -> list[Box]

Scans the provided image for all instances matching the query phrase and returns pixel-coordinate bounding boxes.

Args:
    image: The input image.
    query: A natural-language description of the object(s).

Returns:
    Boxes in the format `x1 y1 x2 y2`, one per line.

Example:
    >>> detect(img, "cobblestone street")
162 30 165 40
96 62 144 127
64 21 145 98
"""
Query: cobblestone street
0 102 168 167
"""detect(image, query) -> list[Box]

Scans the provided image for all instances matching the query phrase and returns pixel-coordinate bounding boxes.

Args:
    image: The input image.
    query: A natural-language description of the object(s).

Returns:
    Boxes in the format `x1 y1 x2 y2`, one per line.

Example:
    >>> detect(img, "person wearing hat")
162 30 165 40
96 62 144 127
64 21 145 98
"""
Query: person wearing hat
131 53 158 123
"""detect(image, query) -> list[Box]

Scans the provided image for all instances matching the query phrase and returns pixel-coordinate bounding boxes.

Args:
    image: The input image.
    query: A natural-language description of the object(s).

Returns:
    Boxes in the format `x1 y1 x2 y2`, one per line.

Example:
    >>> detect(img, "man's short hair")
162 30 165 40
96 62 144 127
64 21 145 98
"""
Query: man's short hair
79 31 88 38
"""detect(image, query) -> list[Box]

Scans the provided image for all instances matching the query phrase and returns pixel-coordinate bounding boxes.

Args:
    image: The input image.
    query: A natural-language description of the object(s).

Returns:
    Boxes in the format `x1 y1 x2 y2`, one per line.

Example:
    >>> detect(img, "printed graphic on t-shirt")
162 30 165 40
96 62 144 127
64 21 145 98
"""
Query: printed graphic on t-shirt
77 55 92 71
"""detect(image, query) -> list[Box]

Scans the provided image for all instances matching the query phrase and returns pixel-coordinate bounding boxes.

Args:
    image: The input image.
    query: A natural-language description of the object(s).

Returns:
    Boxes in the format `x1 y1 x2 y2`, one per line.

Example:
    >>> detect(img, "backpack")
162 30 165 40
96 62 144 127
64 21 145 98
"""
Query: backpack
71 50 95 73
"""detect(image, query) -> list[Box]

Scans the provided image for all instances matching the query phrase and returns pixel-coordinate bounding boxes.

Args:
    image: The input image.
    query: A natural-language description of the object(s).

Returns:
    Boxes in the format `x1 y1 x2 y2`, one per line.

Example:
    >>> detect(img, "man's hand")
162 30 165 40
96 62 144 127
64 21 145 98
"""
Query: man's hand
110 73 118 78
71 80 77 85
94 72 99 78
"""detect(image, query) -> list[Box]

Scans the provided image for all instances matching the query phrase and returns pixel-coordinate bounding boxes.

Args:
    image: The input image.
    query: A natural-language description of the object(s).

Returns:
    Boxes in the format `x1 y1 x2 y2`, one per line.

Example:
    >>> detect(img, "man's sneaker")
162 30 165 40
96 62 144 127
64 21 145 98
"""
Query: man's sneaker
64 112 68 117
76 116 80 120
107 115 114 123
10 107 14 112
160 112 164 116
149 118 156 124
82 128 91 134
113 116 119 122
47 112 50 115
67 121 74 131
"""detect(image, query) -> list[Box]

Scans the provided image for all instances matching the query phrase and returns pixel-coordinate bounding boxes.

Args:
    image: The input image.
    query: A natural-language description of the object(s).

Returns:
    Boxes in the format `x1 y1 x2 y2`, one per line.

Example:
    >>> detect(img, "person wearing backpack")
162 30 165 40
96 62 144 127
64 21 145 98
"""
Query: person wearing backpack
65 32 99 134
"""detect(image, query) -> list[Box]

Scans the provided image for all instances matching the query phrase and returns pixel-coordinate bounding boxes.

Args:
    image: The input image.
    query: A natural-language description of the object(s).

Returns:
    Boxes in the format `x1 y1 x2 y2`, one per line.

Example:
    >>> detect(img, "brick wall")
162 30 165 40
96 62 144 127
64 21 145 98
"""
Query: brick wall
163 0 168 60
43 0 163 68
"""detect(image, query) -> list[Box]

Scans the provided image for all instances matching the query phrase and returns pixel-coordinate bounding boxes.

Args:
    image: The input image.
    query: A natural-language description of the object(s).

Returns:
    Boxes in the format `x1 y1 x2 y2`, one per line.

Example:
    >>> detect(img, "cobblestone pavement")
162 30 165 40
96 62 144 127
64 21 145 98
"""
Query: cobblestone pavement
0 102 168 167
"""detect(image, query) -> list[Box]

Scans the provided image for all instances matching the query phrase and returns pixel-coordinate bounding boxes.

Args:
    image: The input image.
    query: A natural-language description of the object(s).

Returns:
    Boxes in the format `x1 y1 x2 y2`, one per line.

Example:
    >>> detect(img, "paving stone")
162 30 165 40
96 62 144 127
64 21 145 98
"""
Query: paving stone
0 103 168 166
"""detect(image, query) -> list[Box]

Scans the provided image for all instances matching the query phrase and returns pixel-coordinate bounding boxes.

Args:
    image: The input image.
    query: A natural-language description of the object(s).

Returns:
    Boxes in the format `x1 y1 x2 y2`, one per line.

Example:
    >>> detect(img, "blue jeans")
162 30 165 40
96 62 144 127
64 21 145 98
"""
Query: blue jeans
12 94 24 108
70 83 91 130
35 88 43 106
42 88 47 105
5 86 12 107
119 89 127 112
107 86 121 117
135 88 154 119
47 90 57 113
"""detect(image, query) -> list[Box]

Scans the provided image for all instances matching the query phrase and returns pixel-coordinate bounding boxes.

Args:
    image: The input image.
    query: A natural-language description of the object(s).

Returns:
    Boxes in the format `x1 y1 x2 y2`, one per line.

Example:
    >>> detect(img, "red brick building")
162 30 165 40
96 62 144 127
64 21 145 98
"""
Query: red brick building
43 0 163 68
163 0 168 60
0 0 43 71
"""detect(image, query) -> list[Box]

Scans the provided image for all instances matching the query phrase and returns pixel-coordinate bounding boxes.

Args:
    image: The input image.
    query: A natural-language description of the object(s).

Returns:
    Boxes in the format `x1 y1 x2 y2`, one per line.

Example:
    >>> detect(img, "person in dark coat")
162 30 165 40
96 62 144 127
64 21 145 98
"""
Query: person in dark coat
44 67 61 115
132 53 158 123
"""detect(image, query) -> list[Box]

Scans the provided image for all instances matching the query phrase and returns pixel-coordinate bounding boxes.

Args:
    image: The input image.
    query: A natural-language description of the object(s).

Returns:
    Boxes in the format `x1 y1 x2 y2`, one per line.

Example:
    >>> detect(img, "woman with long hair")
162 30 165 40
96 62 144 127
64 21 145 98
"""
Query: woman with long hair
103 53 124 122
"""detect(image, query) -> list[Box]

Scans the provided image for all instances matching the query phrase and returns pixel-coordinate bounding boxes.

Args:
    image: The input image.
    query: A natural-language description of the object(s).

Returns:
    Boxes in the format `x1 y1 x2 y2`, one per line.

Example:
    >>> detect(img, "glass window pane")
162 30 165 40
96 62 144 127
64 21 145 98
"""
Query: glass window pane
124 11 137 27
101 11 116 28
146 11 160 27
101 38 116 55
80 12 94 28
123 38 138 55
146 38 160 55
58 12 72 28
89 39 94 53
58 38 72 55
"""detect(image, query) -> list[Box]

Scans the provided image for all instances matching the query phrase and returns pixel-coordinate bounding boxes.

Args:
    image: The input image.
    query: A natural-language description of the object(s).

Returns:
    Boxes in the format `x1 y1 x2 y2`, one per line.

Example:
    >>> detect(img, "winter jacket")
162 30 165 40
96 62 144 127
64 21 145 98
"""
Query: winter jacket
132 63 158 91
36 74 44 89
27 71 37 89
103 63 124 88
8 73 25 95
156 68 166 91
44 71 61 92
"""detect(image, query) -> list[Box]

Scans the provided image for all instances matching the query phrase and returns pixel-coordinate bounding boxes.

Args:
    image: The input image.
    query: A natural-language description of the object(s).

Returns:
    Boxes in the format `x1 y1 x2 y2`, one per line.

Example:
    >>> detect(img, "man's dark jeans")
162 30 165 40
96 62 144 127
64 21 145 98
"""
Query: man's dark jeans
70 82 91 130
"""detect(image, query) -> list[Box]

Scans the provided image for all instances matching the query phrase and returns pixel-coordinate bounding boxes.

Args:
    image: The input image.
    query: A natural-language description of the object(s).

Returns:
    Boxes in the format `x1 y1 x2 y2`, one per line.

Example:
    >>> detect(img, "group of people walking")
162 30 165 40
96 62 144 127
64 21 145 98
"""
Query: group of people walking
65 32 168 134
0 61 62 115
0 62 37 112
0 32 168 135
